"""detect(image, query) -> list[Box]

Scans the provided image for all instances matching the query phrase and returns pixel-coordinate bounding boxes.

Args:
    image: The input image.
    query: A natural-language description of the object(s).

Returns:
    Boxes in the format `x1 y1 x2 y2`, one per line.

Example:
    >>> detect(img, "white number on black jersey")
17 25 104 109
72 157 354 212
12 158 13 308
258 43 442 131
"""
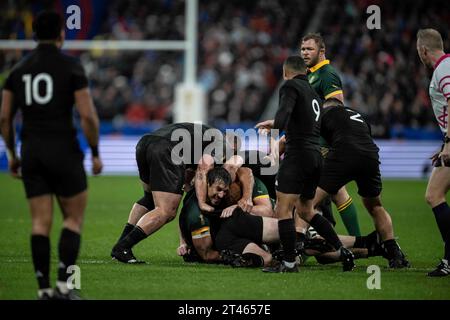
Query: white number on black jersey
346 109 364 123
22 73 53 106
312 99 320 121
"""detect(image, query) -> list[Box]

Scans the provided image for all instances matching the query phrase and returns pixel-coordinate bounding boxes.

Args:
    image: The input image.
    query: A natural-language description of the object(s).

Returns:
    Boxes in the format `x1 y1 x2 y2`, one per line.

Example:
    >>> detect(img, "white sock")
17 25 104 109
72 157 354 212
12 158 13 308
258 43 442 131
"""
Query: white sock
38 288 53 298
56 281 69 294
283 260 296 268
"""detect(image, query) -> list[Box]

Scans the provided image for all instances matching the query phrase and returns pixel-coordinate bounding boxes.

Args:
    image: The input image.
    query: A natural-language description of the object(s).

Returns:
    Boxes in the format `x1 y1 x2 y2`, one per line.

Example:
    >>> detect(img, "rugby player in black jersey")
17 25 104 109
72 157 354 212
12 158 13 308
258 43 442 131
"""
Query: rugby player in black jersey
0 11 102 299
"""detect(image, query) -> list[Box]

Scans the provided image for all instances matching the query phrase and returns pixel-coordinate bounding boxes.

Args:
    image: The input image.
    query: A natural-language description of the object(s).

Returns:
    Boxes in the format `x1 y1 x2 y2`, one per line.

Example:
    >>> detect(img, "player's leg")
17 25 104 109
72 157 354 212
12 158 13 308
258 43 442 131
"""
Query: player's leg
297 196 354 271
112 190 182 263
55 191 87 299
332 186 361 236
242 243 272 267
117 181 155 242
29 195 54 299
262 192 299 272
113 136 156 244
425 165 450 276
356 157 409 268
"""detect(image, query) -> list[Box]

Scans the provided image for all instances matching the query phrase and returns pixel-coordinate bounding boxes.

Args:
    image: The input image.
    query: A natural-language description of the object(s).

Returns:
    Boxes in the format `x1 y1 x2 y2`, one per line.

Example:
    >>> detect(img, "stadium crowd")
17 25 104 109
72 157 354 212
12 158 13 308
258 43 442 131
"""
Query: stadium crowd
1 0 449 137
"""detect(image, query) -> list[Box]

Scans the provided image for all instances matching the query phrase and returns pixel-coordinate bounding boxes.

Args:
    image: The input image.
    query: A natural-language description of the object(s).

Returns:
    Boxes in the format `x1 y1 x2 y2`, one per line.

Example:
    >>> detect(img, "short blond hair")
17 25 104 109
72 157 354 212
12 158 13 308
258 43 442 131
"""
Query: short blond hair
417 28 444 51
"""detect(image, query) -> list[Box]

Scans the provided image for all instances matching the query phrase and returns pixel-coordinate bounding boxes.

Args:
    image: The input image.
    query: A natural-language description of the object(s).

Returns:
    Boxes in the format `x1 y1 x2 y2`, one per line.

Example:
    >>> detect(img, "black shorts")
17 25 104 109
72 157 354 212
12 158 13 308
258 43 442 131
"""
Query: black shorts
20 137 87 198
319 154 382 198
276 149 322 199
214 209 263 254
136 135 185 194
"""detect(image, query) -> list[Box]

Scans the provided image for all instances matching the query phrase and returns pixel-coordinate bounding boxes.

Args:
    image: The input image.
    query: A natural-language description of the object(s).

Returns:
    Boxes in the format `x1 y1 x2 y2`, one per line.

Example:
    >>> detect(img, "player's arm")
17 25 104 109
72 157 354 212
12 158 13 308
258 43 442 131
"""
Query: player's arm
441 97 450 164
192 236 221 263
177 223 189 256
0 89 20 178
251 195 273 217
195 154 215 213
273 86 296 130
235 167 254 213
74 88 103 175
250 178 273 217
323 71 344 103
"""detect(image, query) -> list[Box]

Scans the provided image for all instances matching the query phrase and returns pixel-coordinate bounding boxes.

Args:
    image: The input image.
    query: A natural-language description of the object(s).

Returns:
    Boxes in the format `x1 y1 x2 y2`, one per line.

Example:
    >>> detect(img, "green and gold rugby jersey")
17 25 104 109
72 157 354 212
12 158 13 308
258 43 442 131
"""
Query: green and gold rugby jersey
307 59 343 101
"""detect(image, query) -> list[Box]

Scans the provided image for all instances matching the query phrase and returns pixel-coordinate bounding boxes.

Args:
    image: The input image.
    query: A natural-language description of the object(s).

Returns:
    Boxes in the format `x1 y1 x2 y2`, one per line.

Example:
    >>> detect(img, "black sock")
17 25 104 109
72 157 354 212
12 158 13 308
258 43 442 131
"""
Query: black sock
296 232 306 243
381 239 399 259
118 226 147 249
31 235 51 289
309 214 343 250
432 202 450 260
241 253 264 267
57 228 81 283
278 219 296 263
118 223 135 242
319 197 336 226
354 236 366 248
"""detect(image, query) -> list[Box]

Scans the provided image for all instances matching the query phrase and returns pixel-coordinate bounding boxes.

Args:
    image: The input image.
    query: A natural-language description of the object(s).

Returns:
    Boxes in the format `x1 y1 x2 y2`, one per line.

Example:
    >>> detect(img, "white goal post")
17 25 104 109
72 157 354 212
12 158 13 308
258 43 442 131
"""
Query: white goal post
0 0 206 123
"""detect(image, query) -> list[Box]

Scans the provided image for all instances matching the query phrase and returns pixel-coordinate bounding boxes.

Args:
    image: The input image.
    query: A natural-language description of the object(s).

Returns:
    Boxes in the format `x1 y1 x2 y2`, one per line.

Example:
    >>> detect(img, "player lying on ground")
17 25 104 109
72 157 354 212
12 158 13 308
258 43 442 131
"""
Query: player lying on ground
177 167 272 263
178 167 384 268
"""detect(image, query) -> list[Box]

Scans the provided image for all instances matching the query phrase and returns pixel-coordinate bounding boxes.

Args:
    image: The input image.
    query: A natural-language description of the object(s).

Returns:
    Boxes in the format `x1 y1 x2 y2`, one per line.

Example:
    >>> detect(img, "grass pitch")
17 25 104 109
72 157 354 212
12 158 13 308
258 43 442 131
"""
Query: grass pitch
0 174 449 300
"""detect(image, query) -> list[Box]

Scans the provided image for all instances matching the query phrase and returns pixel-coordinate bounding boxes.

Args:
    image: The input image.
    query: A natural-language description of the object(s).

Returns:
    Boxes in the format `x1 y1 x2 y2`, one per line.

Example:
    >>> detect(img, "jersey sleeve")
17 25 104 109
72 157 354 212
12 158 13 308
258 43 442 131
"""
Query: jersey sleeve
436 59 450 100
274 84 297 130
71 60 88 91
321 69 343 100
252 177 269 200
3 71 14 91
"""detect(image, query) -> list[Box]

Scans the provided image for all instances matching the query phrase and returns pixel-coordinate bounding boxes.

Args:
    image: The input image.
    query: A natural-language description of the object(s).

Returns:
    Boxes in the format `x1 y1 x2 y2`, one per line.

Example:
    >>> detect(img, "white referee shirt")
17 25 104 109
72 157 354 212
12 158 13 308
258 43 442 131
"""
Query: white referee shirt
430 54 450 134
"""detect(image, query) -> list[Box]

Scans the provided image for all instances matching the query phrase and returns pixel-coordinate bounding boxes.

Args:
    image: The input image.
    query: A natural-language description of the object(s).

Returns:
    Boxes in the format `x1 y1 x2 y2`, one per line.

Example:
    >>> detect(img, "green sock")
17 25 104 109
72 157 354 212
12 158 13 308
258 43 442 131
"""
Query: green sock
337 198 361 236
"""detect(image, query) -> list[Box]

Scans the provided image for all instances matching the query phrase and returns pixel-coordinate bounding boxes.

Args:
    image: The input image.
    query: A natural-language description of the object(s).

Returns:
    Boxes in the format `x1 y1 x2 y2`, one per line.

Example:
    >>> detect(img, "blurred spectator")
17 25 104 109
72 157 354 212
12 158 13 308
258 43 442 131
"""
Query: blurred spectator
1 0 449 138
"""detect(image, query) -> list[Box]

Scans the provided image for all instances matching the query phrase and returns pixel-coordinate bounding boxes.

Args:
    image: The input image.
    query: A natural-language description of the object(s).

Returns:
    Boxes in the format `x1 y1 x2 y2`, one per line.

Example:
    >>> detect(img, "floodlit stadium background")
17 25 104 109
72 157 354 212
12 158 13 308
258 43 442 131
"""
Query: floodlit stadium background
1 0 449 178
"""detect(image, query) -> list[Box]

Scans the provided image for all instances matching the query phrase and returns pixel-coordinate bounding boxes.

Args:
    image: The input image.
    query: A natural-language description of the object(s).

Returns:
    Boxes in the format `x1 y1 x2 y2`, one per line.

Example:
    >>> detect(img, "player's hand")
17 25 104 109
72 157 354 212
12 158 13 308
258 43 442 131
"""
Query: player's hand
238 197 253 213
199 201 215 213
255 120 274 135
8 157 21 179
221 205 238 218
439 143 450 166
92 156 103 175
263 154 278 166
430 150 440 166
177 243 190 256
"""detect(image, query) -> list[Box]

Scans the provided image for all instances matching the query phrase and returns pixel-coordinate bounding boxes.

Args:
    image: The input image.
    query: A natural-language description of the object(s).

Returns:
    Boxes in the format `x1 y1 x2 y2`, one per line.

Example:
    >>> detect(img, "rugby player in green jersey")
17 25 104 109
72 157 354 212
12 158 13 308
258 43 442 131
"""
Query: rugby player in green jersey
300 33 361 237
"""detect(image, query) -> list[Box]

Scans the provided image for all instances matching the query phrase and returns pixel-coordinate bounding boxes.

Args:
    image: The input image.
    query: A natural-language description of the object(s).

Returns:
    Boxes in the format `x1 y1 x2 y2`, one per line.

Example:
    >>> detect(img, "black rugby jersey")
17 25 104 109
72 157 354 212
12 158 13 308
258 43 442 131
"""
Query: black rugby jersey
3 43 88 140
320 105 379 160
273 74 321 152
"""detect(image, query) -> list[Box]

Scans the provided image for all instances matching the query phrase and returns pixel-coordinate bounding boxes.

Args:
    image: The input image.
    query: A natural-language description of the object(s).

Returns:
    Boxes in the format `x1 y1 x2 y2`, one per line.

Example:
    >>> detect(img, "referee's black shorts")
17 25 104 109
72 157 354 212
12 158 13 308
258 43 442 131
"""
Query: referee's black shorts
215 208 263 254
276 149 322 199
319 153 382 198
20 136 87 198
136 135 185 194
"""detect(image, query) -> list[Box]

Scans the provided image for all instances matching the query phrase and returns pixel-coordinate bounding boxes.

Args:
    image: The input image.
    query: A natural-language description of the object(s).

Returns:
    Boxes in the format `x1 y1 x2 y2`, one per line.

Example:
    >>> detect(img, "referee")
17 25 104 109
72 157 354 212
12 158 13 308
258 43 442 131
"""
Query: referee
0 11 102 299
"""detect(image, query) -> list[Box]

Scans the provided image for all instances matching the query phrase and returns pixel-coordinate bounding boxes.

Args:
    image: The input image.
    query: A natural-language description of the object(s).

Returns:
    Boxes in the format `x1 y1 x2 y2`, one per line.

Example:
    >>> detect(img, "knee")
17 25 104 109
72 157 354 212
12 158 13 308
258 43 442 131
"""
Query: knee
32 222 51 236
31 216 52 236
63 215 84 232
425 191 444 207
161 206 178 222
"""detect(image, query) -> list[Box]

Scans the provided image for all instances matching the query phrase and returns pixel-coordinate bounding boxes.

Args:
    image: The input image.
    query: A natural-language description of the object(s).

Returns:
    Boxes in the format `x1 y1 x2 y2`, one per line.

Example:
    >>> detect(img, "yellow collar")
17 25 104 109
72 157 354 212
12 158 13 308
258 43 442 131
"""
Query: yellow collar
309 59 330 73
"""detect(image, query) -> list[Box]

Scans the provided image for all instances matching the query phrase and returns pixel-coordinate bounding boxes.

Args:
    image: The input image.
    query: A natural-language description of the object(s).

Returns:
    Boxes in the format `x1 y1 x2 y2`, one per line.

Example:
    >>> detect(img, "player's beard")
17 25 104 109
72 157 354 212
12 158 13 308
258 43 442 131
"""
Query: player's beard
308 54 320 68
